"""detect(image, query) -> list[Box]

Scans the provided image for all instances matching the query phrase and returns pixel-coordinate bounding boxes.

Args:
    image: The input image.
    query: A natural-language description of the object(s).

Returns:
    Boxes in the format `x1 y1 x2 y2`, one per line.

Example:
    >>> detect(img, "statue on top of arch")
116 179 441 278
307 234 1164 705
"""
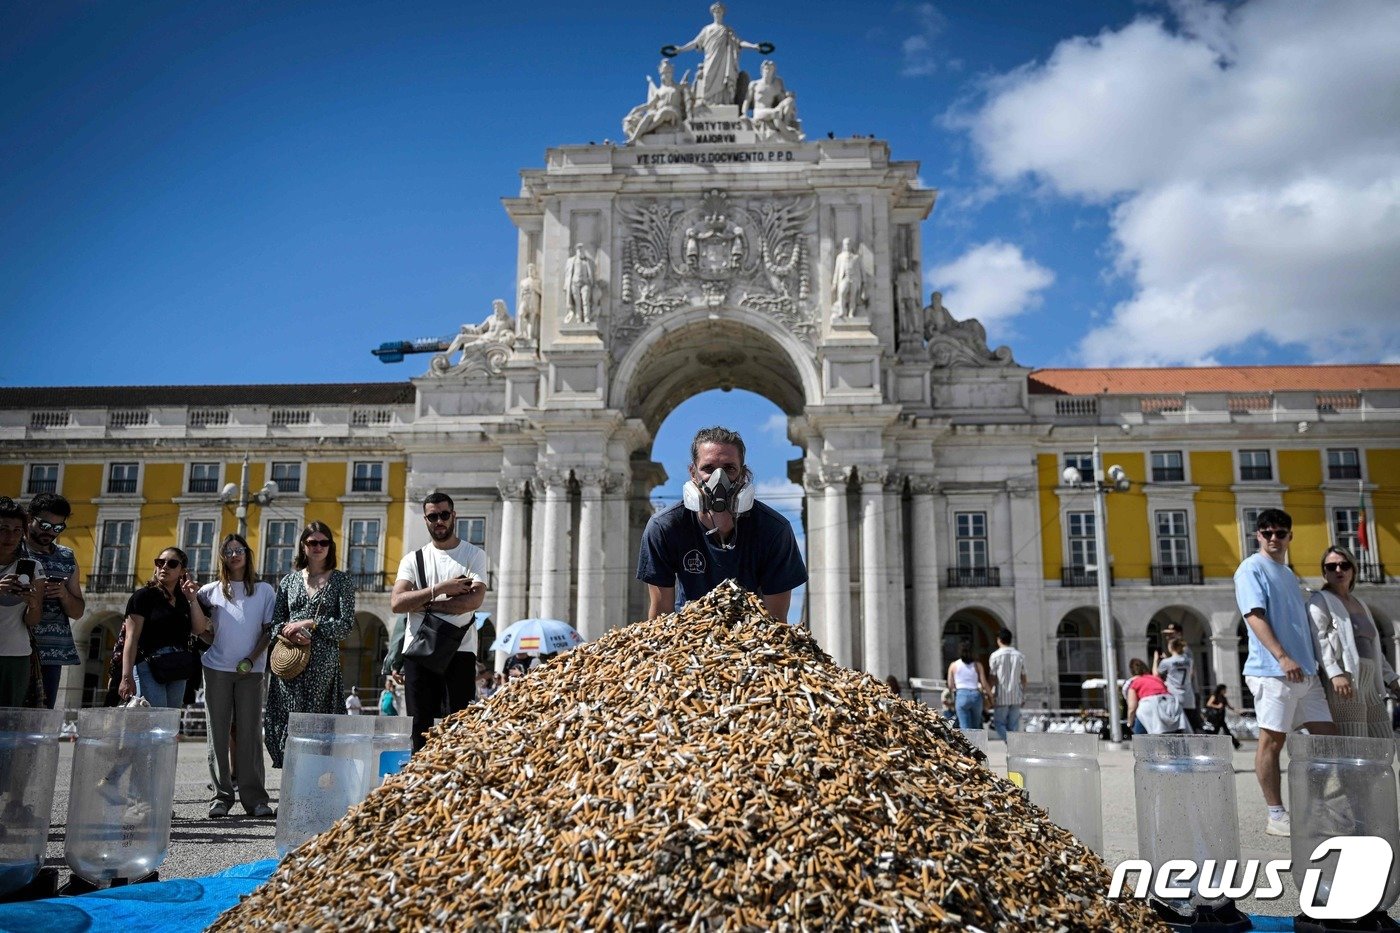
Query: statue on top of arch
665 2 773 109
431 299 517 377
922 291 1016 367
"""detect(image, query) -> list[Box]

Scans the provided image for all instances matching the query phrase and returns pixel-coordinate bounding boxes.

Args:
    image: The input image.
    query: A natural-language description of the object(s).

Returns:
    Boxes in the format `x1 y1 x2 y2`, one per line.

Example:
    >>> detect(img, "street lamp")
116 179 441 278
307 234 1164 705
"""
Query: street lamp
220 454 278 539
1063 438 1132 744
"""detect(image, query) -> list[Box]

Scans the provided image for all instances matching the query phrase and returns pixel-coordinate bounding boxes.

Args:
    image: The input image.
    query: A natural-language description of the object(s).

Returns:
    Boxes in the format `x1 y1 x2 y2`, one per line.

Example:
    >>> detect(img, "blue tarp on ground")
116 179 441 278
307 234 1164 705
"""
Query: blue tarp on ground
1 864 1303 932
0 859 277 933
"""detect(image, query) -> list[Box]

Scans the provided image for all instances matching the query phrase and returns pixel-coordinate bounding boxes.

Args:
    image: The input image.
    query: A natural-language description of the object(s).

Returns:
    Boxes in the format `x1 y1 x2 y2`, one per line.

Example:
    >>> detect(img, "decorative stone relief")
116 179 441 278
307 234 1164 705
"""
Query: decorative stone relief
907 475 938 496
496 478 532 501
430 300 516 378
617 189 814 349
856 465 889 488
923 291 1016 367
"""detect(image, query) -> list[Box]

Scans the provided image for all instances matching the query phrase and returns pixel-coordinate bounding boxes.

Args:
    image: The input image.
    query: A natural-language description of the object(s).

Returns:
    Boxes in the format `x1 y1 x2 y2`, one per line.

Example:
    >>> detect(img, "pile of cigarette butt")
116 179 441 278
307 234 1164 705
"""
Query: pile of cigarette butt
213 581 1162 931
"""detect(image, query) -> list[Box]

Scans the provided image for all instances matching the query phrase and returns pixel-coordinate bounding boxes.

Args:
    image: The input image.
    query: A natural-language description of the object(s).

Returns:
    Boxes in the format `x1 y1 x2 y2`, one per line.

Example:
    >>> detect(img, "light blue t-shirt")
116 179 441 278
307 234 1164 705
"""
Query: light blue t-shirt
1235 552 1316 677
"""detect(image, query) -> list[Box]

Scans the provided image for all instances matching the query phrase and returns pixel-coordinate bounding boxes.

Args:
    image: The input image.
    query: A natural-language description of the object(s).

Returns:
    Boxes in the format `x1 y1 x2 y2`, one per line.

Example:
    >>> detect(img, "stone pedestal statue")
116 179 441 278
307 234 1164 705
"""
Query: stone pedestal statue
624 60 691 143
517 263 541 344
665 1 773 108
743 60 801 141
895 255 923 347
831 238 867 320
564 245 596 325
431 299 516 375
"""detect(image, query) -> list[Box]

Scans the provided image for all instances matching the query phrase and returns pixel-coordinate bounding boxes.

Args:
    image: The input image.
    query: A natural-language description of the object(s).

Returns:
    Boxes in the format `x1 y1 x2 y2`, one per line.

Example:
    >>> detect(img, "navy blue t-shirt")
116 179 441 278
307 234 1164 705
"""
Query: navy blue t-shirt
636 500 807 607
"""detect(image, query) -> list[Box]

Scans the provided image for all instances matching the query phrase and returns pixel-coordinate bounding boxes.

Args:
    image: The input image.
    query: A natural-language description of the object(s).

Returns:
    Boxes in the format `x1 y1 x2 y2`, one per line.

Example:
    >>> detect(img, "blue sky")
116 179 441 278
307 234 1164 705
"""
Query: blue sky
5 1 1400 617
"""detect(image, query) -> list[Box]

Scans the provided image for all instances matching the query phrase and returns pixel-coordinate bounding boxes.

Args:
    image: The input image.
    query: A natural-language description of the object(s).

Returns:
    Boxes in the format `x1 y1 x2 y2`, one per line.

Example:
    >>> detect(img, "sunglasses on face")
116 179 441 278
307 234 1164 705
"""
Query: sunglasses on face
153 558 184 569
303 539 331 549
1257 529 1291 540
34 519 67 533
424 511 454 524
1324 562 1353 573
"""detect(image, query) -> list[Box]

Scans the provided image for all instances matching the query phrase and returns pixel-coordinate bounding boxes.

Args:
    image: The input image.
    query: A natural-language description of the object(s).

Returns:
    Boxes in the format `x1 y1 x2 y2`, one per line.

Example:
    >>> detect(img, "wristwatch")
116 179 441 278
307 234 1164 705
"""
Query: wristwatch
237 658 253 673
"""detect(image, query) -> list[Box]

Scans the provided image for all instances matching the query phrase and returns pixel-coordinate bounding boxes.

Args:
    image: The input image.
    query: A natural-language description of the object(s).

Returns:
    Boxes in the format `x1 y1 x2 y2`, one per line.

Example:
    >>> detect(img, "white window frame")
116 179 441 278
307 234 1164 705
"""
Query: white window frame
186 461 223 496
105 461 142 496
269 460 304 495
25 462 63 497
1155 509 1192 569
1237 449 1274 483
344 516 384 587
1325 448 1363 482
262 518 301 578
1066 510 1096 569
1063 451 1094 485
456 515 487 550
182 516 219 577
348 460 387 495
1150 450 1187 484
954 511 988 569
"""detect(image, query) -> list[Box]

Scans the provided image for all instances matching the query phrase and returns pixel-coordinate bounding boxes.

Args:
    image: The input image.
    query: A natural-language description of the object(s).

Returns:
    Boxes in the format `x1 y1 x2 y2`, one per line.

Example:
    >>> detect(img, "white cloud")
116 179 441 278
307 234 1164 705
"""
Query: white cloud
759 412 789 441
899 3 947 77
926 241 1055 334
962 0 1400 364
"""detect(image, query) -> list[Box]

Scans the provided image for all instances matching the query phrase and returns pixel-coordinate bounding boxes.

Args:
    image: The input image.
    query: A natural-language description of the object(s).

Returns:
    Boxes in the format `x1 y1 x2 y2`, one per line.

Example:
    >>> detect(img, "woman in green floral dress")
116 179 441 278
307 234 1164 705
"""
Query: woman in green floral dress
263 522 356 768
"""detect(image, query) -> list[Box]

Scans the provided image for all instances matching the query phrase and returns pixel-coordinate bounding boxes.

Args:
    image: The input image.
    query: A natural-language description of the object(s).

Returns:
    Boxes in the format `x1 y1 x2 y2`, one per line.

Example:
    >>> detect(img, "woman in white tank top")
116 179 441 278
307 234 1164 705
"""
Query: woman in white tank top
946 639 992 730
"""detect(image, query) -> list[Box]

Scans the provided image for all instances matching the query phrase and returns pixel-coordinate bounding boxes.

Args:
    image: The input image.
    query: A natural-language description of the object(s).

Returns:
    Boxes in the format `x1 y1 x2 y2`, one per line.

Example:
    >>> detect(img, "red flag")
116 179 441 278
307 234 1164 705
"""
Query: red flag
1358 490 1369 552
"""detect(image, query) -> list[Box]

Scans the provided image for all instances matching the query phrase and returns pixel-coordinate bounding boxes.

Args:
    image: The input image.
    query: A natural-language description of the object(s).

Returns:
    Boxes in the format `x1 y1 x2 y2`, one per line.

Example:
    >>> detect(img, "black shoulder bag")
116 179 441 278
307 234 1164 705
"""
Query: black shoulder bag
402 548 467 674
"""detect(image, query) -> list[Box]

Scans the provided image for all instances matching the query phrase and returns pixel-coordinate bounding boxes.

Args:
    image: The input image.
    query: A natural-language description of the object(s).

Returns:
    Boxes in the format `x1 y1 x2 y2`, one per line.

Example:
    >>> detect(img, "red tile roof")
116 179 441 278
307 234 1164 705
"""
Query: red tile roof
1028 365 1400 396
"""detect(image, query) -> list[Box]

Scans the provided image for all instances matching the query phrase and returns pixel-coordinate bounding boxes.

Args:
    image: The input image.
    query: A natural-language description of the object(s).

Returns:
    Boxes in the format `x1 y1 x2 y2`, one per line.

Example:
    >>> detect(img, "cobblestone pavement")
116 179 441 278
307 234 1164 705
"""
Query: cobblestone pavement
32 735 1391 920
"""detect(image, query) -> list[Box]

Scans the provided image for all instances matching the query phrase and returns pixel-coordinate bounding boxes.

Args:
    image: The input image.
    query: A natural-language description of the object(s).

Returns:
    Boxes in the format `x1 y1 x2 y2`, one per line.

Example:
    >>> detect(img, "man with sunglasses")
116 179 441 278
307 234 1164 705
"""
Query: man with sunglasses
1234 507 1337 837
390 492 489 751
24 493 85 708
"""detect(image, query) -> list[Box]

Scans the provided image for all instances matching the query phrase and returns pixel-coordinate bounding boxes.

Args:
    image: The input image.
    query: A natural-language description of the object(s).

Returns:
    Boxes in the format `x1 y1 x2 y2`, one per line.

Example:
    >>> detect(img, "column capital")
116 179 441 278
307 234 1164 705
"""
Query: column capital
907 474 939 496
883 470 906 493
536 468 571 489
600 469 630 494
497 478 532 501
576 470 606 493
856 465 890 488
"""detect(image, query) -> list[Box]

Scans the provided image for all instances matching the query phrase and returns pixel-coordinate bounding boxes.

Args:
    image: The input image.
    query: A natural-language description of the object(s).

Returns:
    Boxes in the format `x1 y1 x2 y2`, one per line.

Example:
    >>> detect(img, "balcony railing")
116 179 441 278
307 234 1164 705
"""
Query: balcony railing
350 477 383 493
1151 564 1204 586
1359 562 1388 585
87 573 139 594
106 478 138 494
1061 566 1113 588
26 478 57 494
349 571 391 592
947 566 1000 588
1328 465 1362 480
188 478 220 493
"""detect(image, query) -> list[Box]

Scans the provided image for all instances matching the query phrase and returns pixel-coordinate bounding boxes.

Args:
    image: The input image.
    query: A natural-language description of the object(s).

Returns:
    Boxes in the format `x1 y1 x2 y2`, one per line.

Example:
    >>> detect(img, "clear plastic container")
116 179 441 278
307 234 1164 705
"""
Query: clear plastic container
362 715 413 800
275 713 376 857
64 708 180 885
1006 731 1102 852
0 708 65 896
1134 734 1240 912
1287 734 1400 914
959 728 988 755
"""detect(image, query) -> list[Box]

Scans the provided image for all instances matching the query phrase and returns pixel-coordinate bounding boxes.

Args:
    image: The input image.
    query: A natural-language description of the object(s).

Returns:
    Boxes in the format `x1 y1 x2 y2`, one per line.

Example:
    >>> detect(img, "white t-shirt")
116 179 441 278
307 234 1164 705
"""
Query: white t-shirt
199 580 277 673
0 559 34 656
395 541 490 655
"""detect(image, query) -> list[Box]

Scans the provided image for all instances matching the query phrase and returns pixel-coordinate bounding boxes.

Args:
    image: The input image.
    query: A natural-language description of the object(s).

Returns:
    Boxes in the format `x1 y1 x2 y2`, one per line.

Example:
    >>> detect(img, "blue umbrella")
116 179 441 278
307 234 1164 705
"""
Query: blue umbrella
489 618 585 656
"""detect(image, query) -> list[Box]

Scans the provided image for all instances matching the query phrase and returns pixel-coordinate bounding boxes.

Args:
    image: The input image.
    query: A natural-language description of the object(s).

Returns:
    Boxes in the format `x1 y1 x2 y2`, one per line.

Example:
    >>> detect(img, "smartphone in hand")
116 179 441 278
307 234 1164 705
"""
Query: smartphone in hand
15 558 37 588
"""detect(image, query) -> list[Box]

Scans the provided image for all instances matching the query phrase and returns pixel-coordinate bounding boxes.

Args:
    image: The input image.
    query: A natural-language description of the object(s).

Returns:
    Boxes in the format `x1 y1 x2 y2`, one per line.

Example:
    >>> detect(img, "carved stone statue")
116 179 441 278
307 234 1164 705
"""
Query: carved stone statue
563 245 596 324
743 59 801 141
517 262 541 342
432 299 516 375
895 255 923 345
923 290 1015 365
668 2 771 107
624 60 690 143
831 237 866 319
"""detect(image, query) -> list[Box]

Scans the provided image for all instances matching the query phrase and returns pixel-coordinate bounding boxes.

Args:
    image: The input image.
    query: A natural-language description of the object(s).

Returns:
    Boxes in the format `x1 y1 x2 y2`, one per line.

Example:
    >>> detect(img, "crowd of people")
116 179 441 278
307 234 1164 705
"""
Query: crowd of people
2 442 1393 845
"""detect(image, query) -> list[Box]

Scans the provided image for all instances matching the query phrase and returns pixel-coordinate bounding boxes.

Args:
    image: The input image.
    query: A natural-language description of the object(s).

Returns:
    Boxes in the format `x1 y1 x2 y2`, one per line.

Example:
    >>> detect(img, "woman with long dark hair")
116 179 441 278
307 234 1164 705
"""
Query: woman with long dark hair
1309 544 1399 738
118 546 210 708
199 533 276 818
946 639 992 730
0 497 43 706
263 522 356 768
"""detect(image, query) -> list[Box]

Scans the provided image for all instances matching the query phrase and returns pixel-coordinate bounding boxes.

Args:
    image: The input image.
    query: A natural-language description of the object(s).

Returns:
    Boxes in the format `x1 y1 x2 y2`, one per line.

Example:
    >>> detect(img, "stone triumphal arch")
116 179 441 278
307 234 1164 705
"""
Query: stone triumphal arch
395 7 1030 682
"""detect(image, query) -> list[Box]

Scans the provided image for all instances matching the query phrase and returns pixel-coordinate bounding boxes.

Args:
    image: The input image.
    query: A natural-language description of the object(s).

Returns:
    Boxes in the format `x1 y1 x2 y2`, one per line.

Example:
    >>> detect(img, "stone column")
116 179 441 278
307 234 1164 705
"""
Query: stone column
1210 613 1243 708
527 479 546 618
576 472 605 641
802 471 824 634
883 472 908 682
495 479 530 628
822 467 852 668
859 467 890 676
909 476 941 679
539 470 571 622
601 469 631 634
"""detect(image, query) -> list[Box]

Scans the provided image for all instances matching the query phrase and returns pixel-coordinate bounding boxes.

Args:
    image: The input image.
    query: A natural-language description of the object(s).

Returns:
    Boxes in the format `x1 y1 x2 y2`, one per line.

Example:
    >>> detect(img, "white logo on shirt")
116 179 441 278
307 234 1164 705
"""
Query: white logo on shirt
682 550 705 574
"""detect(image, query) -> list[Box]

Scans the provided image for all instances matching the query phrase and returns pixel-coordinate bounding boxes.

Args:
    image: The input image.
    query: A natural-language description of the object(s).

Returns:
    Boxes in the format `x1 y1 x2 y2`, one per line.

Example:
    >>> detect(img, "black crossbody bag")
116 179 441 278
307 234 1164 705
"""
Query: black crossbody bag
402 548 467 674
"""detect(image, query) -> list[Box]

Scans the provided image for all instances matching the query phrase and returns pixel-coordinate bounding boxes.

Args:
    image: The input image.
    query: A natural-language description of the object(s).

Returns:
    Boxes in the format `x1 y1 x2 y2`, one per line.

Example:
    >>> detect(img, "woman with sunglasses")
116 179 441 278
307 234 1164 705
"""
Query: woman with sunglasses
118 547 211 708
198 534 276 818
1308 544 1399 738
263 522 356 768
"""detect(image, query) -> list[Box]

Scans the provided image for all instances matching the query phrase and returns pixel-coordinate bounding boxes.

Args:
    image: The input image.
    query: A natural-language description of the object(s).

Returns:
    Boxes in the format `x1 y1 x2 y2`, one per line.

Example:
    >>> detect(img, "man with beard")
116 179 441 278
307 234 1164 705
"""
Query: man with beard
26 493 86 708
390 493 488 751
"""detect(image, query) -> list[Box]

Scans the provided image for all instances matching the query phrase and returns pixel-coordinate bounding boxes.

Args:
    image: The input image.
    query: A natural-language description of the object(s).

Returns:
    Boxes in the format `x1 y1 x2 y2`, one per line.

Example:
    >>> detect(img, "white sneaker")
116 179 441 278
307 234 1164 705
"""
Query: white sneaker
1266 812 1291 836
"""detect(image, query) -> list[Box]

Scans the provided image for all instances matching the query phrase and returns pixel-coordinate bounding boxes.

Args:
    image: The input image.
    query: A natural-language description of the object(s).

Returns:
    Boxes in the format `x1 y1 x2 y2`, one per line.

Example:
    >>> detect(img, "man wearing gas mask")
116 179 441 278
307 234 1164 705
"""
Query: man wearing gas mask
637 426 807 620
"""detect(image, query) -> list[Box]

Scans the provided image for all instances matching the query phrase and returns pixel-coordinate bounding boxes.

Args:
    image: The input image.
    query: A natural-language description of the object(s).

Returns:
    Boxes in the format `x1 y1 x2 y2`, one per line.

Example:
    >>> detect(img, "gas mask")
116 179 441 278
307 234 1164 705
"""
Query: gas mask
682 468 756 514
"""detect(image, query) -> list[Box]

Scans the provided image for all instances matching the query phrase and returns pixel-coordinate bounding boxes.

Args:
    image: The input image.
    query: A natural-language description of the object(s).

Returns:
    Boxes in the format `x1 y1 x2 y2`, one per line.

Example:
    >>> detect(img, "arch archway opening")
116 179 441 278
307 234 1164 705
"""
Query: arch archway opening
1145 605 1213 696
1055 607 1126 710
941 608 1002 674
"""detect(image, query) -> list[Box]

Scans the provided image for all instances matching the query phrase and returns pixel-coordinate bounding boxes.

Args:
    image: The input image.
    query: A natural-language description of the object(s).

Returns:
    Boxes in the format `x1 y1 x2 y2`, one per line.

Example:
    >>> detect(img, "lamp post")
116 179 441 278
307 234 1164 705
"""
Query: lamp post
1063 438 1132 744
220 454 278 539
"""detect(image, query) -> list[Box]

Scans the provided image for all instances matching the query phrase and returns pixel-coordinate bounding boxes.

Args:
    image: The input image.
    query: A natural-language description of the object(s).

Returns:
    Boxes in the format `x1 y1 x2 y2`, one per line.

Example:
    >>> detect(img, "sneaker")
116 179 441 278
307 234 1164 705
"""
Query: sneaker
248 803 275 819
208 800 230 819
1266 813 1291 836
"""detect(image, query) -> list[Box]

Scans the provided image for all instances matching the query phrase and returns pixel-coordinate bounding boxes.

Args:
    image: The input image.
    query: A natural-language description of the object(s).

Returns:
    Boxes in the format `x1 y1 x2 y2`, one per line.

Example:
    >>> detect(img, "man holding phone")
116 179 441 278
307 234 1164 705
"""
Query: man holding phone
0 497 44 706
25 493 85 708
390 492 489 751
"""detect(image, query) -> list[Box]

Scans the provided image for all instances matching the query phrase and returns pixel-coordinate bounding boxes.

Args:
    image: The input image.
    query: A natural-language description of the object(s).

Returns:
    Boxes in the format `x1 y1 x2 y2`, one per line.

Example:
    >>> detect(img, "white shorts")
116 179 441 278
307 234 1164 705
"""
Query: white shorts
1245 674 1333 733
